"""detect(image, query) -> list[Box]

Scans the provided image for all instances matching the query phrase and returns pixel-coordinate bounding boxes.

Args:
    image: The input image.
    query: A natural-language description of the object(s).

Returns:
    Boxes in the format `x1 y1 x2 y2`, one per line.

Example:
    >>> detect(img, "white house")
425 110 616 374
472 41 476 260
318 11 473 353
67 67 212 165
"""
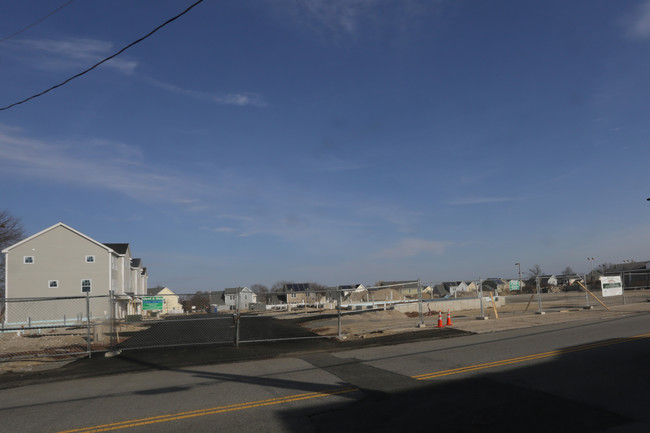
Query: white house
2 222 148 325
223 287 256 311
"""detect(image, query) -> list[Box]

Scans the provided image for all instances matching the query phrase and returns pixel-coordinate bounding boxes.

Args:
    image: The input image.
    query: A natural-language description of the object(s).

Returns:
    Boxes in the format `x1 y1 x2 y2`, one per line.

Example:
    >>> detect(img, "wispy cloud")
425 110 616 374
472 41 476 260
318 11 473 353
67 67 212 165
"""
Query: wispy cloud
449 197 519 206
299 0 377 33
373 237 448 259
202 226 237 233
278 0 445 37
146 78 267 107
0 125 202 205
7 37 137 74
622 0 650 39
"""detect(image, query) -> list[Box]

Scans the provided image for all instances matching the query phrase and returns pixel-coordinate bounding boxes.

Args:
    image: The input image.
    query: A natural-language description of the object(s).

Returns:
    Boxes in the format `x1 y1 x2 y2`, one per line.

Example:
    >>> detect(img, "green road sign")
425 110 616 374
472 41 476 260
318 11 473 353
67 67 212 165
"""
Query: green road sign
509 280 520 291
142 296 163 311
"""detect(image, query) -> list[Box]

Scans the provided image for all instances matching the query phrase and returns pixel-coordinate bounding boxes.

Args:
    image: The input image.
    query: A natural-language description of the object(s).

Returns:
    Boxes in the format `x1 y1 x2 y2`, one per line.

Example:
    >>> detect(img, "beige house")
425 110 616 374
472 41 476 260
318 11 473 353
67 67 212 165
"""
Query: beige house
147 287 183 315
2 222 148 325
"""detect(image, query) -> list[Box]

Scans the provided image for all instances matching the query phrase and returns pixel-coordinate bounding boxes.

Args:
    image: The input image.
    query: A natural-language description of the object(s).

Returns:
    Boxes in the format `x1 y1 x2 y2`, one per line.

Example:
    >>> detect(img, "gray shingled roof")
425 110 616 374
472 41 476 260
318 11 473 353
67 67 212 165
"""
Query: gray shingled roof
104 243 129 254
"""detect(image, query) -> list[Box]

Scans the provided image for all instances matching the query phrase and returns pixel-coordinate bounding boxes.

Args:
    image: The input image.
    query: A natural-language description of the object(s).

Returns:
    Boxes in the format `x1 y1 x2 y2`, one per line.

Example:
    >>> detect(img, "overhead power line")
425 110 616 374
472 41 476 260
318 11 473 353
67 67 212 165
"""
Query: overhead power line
0 0 206 112
0 0 76 43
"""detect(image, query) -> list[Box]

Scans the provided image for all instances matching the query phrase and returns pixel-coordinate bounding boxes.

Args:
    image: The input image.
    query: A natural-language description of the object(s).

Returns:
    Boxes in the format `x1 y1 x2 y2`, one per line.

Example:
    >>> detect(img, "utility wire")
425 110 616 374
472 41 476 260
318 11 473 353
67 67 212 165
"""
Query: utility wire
0 0 76 43
0 0 206 112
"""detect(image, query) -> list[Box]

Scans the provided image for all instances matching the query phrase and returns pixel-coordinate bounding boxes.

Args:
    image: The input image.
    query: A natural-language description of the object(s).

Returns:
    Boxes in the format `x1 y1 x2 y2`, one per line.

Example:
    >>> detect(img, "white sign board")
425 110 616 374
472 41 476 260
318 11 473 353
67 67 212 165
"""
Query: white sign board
600 276 623 297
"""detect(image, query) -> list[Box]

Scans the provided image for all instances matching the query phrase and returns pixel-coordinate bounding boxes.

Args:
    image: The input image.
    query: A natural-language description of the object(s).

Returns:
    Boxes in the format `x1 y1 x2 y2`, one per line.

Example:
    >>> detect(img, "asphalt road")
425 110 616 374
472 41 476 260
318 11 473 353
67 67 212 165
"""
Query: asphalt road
1 309 649 432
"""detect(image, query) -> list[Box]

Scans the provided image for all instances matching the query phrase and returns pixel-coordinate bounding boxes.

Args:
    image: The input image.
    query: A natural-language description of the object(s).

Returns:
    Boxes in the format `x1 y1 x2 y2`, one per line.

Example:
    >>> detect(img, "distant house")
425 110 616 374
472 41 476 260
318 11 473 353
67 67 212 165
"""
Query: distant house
446 281 469 296
338 284 366 297
281 283 327 306
485 278 510 292
556 274 583 286
603 261 650 289
432 283 450 298
376 281 420 297
209 291 226 309
147 287 183 315
223 287 256 311
2 222 148 325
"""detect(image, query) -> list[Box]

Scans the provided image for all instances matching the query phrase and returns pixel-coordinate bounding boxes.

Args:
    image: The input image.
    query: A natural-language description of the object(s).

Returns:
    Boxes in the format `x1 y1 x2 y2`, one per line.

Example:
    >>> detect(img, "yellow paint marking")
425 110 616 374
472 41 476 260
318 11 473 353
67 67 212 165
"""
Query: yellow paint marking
56 387 358 433
56 332 650 432
413 333 650 381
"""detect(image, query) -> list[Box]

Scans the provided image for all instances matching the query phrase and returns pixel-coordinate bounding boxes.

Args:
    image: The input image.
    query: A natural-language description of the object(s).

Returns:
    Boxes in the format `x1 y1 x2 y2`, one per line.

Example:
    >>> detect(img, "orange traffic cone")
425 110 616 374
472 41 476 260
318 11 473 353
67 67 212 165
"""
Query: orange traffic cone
446 309 453 326
437 310 444 328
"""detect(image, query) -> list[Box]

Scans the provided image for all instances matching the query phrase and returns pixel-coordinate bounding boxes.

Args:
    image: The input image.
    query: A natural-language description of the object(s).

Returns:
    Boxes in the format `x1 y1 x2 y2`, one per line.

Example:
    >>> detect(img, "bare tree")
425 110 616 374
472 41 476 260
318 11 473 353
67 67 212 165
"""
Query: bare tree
250 284 269 303
561 266 574 275
527 264 543 279
0 210 25 297
271 281 293 292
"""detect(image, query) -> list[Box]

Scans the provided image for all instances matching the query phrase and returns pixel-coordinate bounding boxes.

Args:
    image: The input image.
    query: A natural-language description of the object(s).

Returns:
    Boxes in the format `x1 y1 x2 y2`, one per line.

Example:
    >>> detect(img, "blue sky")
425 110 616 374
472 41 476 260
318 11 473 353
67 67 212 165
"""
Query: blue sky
1 0 650 290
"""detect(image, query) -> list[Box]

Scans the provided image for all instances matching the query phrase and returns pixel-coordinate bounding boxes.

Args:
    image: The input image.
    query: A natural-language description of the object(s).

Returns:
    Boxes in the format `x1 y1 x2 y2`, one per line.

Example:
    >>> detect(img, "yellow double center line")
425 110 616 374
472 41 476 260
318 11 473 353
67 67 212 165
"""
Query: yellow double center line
56 387 358 433
412 332 650 381
57 332 650 432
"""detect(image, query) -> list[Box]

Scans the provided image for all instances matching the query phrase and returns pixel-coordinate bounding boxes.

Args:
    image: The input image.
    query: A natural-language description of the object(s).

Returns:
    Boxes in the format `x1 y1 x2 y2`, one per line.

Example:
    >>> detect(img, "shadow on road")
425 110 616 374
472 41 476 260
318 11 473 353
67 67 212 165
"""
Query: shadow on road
278 336 650 432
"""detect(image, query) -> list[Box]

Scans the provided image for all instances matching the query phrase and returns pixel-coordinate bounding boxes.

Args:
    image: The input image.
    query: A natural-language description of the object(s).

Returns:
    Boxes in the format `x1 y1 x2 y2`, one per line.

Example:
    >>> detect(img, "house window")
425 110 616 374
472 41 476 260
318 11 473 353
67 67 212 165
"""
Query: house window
291 293 296 298
81 279 92 293
49 280 59 288
24 256 34 264
86 255 95 263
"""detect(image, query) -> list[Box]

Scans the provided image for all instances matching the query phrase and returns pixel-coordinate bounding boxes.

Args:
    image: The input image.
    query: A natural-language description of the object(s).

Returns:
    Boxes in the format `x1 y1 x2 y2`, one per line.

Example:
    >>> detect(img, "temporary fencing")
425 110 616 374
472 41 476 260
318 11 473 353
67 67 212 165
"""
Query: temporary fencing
1 281 634 362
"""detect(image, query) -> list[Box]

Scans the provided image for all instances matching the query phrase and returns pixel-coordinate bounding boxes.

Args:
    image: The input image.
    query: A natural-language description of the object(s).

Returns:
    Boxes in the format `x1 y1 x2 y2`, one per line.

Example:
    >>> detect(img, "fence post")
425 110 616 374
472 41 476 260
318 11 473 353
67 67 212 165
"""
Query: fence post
86 292 91 358
621 272 626 305
337 288 342 339
418 279 424 327
479 279 485 318
234 290 240 347
536 276 545 315
110 289 115 351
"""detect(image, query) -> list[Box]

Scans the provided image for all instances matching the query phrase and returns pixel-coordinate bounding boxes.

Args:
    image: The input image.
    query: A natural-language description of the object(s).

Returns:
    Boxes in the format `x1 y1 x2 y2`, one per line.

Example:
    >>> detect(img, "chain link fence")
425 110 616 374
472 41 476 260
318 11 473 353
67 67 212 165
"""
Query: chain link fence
0 278 635 362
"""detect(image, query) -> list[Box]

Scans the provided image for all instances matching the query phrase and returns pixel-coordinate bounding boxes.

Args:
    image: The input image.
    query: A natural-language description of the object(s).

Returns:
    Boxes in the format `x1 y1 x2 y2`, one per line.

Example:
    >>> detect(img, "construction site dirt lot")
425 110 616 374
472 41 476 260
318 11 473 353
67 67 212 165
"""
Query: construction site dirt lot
0 322 149 374
290 290 650 337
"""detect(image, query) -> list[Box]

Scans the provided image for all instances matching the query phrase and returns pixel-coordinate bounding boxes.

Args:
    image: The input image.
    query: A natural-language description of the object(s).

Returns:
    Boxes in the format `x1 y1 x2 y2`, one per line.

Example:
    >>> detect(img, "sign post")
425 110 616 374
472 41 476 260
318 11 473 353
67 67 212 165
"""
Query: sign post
509 280 520 291
81 279 91 357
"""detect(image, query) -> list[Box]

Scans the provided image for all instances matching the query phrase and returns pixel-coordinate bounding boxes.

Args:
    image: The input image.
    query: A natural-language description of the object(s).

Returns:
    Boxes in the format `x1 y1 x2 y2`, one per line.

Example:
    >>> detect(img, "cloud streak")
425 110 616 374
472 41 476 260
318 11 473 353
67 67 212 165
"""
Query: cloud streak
449 197 520 206
279 0 443 36
146 78 267 107
0 125 203 205
624 0 650 39
7 37 138 74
